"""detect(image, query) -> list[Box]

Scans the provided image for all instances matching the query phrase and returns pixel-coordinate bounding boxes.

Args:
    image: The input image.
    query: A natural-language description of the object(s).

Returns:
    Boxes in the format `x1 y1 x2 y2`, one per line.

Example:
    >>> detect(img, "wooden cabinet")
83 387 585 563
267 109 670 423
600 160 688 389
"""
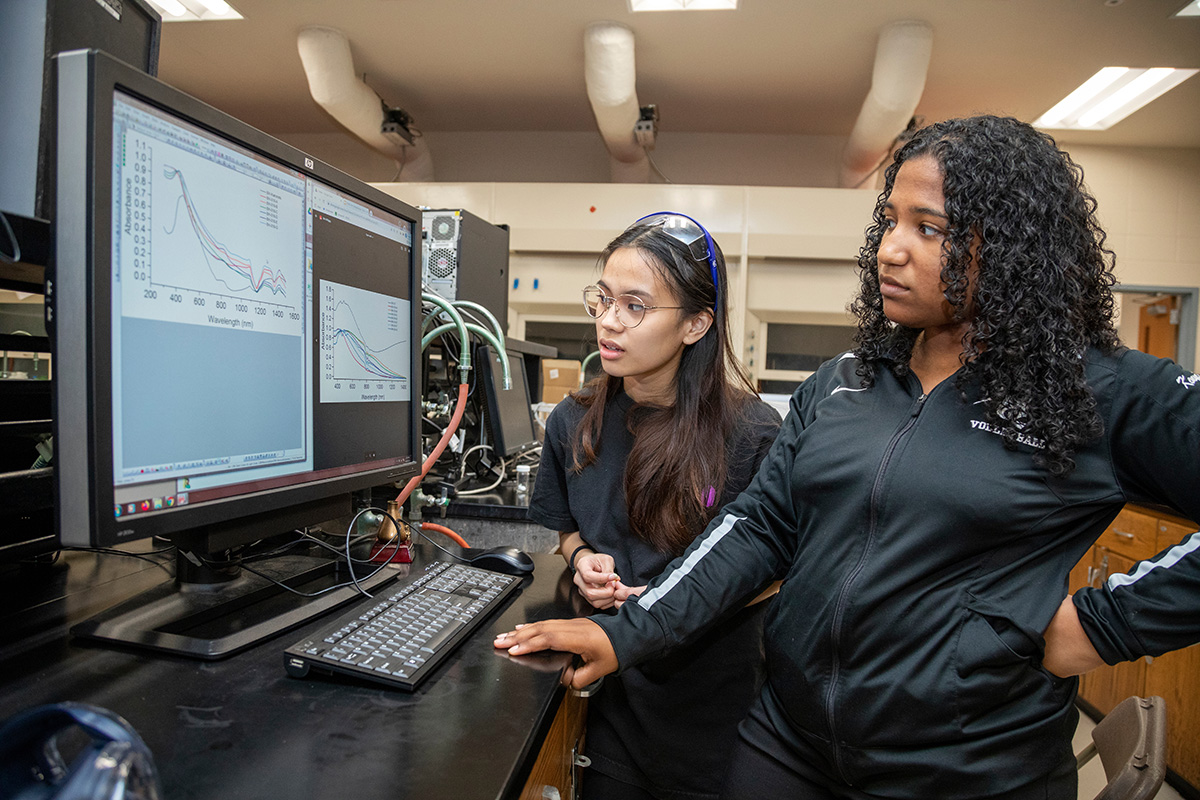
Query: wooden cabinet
520 691 587 800
1072 505 1200 791
1146 642 1200 793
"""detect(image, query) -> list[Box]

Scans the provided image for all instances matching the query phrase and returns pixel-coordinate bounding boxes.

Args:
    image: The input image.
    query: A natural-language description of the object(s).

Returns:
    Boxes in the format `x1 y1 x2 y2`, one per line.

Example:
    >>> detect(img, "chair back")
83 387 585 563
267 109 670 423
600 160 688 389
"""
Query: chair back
1081 695 1167 800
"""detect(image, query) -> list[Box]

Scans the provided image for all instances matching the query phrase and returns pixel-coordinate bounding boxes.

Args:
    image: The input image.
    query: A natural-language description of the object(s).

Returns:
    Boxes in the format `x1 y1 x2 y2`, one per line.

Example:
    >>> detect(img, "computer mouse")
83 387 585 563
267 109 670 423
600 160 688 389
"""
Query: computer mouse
464 545 535 575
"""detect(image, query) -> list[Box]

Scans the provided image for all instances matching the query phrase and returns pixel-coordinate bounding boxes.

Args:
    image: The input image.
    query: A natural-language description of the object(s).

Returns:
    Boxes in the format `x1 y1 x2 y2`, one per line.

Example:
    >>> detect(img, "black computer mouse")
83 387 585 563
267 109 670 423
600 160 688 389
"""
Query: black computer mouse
464 545 535 575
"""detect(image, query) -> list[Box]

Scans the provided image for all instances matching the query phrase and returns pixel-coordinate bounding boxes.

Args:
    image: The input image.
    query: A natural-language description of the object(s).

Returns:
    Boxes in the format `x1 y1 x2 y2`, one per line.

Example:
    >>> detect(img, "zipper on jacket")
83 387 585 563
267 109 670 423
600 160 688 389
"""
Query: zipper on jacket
825 390 927 784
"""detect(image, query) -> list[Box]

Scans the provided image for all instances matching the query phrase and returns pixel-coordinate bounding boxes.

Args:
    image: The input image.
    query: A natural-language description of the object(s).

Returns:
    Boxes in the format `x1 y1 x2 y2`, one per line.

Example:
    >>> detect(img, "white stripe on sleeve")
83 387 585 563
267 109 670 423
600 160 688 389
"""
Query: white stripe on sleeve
638 513 744 610
1107 531 1200 590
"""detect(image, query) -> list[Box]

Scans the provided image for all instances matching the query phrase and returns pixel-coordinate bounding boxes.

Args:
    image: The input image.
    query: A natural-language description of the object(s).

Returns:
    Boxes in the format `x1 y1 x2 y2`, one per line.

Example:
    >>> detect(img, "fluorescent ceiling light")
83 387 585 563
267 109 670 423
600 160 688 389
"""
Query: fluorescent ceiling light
152 0 187 16
629 0 738 11
147 0 242 21
1174 1 1200 16
1033 67 1198 130
195 0 233 13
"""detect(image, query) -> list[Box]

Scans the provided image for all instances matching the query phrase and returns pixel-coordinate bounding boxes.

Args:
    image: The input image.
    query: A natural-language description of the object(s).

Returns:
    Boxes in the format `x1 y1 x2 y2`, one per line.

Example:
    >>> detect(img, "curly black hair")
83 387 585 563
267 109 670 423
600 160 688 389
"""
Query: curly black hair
851 115 1121 476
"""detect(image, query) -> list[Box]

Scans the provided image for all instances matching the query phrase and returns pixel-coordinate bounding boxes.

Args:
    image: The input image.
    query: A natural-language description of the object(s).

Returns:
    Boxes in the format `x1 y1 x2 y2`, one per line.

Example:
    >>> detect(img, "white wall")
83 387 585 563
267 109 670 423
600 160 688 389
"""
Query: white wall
369 138 1200 372
1067 145 1200 290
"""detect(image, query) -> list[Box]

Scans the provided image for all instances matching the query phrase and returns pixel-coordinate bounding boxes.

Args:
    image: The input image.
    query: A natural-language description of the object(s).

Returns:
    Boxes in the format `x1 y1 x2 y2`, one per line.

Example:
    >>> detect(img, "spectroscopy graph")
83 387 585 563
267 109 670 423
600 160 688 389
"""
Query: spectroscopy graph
162 165 288 295
116 124 306 339
320 280 410 404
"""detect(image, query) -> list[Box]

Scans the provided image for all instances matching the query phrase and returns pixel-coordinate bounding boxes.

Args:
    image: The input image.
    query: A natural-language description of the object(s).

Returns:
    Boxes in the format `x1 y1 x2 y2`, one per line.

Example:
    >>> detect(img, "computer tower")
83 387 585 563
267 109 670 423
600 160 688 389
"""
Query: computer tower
421 209 510 333
0 0 161 219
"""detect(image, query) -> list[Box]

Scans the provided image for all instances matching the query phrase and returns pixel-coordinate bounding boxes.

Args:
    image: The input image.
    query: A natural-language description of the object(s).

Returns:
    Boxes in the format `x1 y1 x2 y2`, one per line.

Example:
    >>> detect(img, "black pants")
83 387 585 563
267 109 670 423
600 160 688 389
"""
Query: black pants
720 735 1079 800
582 769 660 800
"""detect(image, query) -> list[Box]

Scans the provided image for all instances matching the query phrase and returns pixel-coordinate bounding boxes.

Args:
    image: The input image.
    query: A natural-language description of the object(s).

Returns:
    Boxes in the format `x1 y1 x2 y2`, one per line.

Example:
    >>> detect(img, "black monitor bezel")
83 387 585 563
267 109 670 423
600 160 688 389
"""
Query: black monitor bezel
53 49 422 550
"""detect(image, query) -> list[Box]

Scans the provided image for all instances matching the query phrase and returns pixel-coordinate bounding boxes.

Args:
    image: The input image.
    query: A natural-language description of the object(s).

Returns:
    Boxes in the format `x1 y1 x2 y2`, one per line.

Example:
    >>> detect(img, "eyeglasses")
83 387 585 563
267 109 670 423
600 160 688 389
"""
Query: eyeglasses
583 285 683 329
633 212 720 309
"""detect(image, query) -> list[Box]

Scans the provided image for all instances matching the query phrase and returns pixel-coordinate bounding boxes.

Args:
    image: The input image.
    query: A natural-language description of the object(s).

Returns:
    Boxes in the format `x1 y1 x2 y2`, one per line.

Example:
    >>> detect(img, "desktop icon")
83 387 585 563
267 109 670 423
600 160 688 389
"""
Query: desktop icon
139 500 151 512
152 497 164 510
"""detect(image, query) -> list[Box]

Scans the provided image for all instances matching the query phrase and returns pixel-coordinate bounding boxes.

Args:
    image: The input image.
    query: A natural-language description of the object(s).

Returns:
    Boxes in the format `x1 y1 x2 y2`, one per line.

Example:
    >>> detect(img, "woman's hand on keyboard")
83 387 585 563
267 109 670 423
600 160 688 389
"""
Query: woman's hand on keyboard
494 618 617 690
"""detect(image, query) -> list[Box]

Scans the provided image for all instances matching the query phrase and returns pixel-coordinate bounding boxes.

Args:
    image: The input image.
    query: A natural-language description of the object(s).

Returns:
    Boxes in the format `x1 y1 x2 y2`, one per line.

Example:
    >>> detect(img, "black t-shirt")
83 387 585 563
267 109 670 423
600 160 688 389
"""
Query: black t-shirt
530 390 781 799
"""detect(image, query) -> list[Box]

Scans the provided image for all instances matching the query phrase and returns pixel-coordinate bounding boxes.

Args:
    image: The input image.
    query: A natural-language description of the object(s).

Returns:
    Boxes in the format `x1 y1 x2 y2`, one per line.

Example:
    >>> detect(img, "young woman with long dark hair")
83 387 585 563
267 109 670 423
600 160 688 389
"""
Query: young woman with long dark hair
498 117 1200 799
530 213 781 800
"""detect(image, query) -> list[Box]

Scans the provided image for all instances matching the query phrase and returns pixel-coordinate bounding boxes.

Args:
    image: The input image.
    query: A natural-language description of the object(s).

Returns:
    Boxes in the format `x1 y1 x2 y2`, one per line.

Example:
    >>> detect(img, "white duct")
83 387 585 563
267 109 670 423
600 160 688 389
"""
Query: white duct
296 27 434 182
839 20 933 189
584 22 650 183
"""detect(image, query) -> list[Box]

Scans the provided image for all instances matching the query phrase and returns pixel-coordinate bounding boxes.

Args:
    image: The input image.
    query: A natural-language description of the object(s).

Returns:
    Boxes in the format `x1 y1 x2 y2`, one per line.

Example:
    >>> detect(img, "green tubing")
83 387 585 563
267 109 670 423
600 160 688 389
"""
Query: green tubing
452 300 504 346
422 322 512 389
582 350 601 376
421 293 470 380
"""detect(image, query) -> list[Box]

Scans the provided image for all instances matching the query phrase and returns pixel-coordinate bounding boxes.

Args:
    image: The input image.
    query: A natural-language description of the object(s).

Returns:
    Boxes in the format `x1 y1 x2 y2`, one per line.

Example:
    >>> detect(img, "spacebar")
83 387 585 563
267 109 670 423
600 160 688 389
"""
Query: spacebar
419 617 468 654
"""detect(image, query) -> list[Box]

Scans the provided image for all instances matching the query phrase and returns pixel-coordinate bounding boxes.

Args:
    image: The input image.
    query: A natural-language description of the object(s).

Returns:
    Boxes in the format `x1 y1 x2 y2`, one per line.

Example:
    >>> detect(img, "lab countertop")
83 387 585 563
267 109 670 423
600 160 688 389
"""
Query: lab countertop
0 543 578 800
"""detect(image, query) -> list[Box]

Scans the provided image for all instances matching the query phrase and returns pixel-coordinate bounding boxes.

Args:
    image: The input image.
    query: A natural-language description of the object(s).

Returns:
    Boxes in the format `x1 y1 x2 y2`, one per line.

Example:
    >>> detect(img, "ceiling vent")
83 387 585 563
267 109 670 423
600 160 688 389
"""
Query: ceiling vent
839 20 933 189
296 26 433 181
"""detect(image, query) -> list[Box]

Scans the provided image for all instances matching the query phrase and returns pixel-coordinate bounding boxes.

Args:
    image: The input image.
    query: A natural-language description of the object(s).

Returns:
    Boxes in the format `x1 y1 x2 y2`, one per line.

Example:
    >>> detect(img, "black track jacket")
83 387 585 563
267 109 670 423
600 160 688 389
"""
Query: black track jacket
592 347 1200 798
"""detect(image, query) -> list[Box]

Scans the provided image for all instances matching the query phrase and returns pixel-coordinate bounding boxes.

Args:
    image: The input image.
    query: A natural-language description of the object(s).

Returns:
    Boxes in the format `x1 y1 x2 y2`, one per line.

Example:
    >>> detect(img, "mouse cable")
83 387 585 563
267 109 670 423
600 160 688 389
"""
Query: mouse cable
410 522 476 563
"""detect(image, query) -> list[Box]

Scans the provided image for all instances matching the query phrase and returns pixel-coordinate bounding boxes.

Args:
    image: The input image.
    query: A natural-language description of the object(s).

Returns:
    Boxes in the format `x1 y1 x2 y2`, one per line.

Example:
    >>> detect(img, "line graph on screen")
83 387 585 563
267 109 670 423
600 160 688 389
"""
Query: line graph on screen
162 165 289 298
320 280 410 403
117 128 305 337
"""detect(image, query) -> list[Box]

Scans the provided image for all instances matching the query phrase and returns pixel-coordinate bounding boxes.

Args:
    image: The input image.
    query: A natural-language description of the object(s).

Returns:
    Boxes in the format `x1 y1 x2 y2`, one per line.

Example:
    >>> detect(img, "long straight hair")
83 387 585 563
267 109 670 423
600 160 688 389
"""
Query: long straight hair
571 221 758 554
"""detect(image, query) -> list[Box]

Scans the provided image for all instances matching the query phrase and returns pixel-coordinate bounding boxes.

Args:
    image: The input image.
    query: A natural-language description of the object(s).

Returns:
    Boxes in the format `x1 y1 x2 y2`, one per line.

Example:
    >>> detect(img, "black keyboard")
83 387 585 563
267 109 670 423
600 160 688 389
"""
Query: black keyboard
283 559 521 691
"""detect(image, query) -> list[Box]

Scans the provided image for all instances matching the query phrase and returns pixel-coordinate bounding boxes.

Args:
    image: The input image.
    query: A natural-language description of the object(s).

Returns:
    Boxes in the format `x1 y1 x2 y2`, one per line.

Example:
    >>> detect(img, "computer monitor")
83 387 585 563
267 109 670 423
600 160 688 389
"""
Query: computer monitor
51 49 422 657
0 1 160 564
0 0 161 220
476 346 538 459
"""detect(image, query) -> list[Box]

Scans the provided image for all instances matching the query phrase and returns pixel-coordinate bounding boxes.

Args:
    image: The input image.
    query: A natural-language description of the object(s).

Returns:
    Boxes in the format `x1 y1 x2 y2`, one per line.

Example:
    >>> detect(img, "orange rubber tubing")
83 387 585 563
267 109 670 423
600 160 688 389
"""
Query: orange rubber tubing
395 382 469 508
420 522 470 549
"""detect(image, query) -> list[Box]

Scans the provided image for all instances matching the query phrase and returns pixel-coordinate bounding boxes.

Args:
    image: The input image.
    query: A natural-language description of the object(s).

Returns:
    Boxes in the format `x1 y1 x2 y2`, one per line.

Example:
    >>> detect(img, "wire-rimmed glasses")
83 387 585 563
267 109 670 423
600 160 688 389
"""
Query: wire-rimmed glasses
583 285 683 329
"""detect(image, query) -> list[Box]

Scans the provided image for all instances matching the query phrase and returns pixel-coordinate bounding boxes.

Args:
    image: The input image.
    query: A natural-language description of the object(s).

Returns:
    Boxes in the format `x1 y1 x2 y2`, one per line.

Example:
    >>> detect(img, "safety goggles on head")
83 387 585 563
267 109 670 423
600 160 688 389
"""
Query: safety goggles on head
633 212 720 309
582 285 683 329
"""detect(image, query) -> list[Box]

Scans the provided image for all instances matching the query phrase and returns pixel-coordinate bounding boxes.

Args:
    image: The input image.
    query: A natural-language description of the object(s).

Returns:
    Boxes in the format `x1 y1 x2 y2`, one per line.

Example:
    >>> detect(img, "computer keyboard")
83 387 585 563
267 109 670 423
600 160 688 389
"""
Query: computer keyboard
283 559 522 691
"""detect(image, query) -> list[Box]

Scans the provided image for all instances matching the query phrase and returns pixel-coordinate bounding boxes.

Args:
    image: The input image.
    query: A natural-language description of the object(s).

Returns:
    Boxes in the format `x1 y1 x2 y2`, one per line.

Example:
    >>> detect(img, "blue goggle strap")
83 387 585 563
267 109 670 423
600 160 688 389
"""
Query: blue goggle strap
633 211 719 309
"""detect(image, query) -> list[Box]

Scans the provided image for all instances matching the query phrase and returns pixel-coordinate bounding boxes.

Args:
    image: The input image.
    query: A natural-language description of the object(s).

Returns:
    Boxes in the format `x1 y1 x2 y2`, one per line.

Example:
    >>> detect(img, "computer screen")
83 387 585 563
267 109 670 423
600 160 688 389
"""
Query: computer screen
476 346 538 458
0 0 161 219
52 49 422 657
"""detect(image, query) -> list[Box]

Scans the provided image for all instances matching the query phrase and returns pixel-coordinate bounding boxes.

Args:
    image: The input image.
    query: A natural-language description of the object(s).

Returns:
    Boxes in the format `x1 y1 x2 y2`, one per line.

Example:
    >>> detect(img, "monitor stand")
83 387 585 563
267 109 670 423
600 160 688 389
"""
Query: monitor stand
71 532 404 660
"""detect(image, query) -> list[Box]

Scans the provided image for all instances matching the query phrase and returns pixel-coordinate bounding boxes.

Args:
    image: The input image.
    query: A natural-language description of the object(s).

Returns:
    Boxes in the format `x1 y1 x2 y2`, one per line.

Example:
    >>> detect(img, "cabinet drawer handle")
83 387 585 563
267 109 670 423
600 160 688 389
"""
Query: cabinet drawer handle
1112 530 1135 540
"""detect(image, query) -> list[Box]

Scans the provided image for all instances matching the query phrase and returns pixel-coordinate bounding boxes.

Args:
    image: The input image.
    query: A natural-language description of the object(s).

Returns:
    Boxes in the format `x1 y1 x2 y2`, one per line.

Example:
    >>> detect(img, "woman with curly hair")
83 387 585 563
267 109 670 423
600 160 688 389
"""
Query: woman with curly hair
497 116 1200 799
